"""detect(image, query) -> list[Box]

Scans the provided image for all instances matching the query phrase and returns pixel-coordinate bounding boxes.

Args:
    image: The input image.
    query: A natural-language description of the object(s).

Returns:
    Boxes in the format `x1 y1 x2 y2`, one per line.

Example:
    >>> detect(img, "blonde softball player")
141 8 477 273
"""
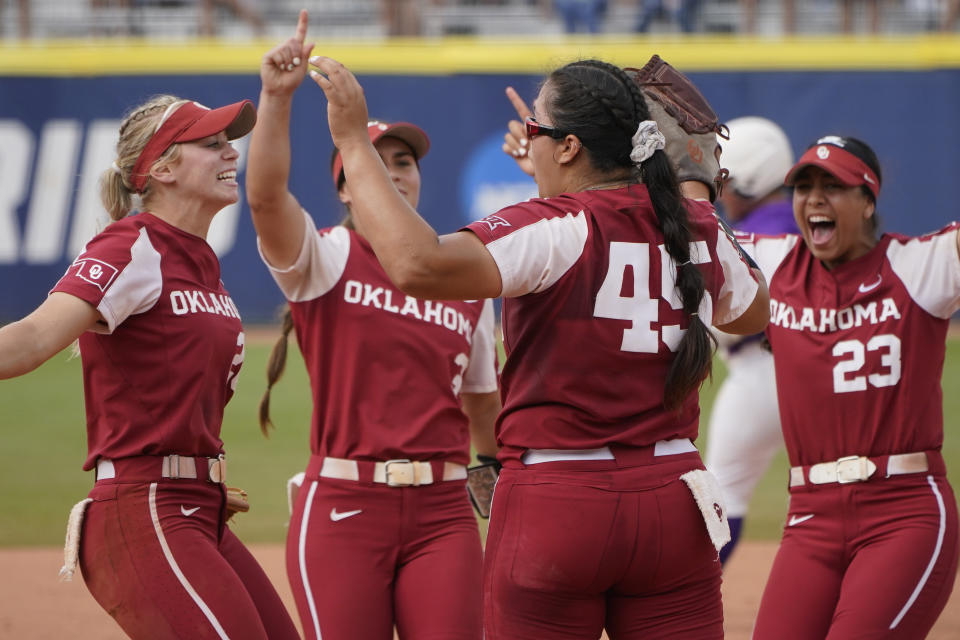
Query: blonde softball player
0 95 299 639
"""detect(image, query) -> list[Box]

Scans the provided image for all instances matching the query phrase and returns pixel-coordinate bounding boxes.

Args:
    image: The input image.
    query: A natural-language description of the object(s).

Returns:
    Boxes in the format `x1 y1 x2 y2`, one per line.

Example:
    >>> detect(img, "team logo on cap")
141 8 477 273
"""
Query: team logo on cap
368 120 388 131
816 145 830 159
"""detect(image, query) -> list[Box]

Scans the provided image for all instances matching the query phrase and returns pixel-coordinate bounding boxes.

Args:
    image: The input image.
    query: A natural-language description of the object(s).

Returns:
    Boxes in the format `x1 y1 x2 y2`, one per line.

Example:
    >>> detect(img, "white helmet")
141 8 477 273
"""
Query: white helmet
719 116 794 200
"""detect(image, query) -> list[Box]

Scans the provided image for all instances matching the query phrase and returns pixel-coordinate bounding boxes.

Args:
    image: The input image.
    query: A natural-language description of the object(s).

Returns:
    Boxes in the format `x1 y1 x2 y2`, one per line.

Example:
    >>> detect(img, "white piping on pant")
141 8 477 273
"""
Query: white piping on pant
148 483 230 639
888 475 947 629
298 480 322 640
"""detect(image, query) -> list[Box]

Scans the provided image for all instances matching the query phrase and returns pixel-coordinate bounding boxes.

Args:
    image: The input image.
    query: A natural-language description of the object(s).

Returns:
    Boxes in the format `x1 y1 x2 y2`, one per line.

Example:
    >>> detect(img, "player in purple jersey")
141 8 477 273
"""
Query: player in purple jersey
739 136 960 638
245 13 500 640
0 96 299 639
309 53 770 639
704 116 798 564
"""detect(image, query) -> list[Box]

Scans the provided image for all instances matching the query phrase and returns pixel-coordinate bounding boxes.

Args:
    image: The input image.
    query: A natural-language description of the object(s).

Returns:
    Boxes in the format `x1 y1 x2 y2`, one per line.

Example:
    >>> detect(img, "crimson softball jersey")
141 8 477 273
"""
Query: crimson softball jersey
742 226 960 639
465 185 760 640
264 210 498 464
740 225 960 464
465 184 758 459
52 213 244 469
54 212 298 640
263 211 496 640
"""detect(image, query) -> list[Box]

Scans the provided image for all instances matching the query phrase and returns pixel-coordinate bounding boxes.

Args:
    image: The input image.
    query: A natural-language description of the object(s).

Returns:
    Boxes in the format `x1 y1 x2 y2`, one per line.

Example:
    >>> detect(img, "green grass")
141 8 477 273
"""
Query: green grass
2 333 958 546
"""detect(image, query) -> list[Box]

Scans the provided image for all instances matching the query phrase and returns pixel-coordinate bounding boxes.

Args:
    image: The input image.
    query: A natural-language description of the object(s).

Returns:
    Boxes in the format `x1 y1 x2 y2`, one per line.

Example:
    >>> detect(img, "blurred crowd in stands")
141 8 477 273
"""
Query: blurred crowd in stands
1 0 958 39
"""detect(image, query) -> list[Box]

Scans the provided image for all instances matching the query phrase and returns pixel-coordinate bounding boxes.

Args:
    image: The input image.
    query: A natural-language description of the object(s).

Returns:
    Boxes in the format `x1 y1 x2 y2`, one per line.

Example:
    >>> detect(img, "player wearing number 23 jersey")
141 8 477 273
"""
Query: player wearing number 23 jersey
745 135 959 639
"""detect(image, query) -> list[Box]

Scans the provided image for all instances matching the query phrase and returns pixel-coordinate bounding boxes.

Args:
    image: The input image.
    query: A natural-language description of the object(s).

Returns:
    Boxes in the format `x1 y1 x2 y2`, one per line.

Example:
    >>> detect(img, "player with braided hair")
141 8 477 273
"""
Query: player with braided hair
0 94 299 639
310 53 769 639
247 12 500 640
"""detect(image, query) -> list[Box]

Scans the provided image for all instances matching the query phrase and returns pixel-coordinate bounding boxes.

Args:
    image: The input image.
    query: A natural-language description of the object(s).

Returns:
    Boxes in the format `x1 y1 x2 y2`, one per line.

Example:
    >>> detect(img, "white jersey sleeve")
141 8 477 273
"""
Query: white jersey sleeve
461 298 499 394
712 228 761 327
887 225 960 318
737 233 799 284
484 212 588 297
258 209 351 302
87 227 163 333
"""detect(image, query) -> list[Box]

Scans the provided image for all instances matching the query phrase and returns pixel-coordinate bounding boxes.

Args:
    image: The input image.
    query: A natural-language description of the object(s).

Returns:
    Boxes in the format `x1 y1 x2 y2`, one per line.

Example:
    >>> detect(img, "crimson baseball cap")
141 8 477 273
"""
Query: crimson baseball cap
331 120 431 185
131 99 257 193
784 135 880 200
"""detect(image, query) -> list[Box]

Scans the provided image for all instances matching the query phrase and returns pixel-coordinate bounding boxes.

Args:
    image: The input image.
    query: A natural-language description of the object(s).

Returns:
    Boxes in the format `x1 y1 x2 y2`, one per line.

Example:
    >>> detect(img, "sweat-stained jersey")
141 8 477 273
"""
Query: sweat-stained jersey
51 212 245 470
464 184 759 460
738 224 960 466
262 211 498 466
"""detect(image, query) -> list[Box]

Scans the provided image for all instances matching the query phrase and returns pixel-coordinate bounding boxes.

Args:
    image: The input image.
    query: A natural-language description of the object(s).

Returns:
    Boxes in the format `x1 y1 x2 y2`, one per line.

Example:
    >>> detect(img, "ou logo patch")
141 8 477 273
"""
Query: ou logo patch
73 258 119 292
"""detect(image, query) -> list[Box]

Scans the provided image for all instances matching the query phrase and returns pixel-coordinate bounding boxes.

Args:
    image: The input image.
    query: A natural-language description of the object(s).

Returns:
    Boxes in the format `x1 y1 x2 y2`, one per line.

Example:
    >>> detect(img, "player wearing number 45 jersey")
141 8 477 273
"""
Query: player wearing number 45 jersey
743 136 959 639
245 13 500 640
0 96 299 639
312 53 769 639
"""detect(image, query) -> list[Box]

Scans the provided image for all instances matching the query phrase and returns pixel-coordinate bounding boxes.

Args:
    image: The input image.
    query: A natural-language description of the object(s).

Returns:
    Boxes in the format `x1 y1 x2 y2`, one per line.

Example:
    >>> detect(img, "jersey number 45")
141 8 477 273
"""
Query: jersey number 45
593 240 710 353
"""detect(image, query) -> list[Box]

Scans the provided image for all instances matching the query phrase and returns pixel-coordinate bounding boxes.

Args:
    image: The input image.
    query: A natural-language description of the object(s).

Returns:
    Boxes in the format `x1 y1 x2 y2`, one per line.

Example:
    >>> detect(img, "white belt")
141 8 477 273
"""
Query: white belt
522 438 697 465
319 457 467 487
96 455 227 484
789 452 928 487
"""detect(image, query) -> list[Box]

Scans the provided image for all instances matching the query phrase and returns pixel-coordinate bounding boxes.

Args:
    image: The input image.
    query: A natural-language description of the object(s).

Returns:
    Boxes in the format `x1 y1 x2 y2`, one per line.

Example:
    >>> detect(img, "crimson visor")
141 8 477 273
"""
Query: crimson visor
131 99 256 193
331 120 430 185
784 142 880 200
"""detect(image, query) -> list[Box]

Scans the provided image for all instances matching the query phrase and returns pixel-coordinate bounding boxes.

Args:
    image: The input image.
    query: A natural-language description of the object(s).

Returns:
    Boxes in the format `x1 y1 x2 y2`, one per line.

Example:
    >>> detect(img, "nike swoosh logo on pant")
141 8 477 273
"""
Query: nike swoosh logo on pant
330 508 362 522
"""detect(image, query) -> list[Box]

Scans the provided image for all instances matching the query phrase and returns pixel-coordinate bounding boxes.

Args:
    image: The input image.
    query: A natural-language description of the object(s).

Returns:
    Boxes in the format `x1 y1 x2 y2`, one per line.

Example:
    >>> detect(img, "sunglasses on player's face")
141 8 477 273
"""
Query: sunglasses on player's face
525 116 567 140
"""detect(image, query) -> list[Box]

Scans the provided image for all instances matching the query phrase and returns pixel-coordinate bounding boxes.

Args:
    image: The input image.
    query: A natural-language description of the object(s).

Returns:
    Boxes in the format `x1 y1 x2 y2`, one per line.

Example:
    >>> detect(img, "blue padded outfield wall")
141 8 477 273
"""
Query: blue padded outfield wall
1 37 958 322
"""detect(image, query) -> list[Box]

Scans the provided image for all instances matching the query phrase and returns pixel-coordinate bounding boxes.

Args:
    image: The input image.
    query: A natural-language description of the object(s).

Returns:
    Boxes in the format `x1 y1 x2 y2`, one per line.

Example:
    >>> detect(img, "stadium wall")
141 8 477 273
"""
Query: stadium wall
1 36 958 322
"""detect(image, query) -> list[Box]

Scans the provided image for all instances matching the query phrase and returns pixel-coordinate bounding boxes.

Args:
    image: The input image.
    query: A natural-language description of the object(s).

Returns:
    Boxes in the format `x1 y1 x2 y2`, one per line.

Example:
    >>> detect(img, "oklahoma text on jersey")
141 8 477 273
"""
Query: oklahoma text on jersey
170 289 241 318
768 297 901 333
341 278 476 344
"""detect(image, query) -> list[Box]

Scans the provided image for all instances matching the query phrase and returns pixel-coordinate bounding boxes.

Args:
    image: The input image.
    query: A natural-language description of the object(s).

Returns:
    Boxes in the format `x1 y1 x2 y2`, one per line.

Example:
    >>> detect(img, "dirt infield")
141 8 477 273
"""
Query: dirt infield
1 542 957 639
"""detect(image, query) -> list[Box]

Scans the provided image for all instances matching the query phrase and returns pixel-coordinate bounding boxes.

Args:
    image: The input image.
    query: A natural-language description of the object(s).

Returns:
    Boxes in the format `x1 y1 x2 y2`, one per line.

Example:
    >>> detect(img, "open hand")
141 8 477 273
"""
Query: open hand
260 9 314 97
503 86 534 178
308 56 371 156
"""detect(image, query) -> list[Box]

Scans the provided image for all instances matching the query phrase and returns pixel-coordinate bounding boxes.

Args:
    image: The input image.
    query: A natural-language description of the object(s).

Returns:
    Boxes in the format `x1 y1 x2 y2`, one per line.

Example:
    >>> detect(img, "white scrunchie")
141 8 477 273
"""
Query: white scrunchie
110 161 123 175
630 120 666 165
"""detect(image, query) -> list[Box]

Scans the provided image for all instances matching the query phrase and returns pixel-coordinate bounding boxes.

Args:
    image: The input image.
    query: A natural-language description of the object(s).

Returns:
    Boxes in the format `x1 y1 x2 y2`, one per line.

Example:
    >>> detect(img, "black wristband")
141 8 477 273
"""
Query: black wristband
476 454 501 471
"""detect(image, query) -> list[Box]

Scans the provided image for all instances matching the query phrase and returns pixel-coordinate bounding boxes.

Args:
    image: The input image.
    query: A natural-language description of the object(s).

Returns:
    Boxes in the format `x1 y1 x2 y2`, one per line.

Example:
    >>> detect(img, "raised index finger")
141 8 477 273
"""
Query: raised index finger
294 9 308 42
505 86 532 120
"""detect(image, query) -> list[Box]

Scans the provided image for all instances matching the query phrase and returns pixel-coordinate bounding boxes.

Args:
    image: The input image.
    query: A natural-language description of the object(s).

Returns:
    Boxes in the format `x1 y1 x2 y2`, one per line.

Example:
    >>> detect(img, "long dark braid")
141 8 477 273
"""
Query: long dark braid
548 59 716 410
258 307 295 436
